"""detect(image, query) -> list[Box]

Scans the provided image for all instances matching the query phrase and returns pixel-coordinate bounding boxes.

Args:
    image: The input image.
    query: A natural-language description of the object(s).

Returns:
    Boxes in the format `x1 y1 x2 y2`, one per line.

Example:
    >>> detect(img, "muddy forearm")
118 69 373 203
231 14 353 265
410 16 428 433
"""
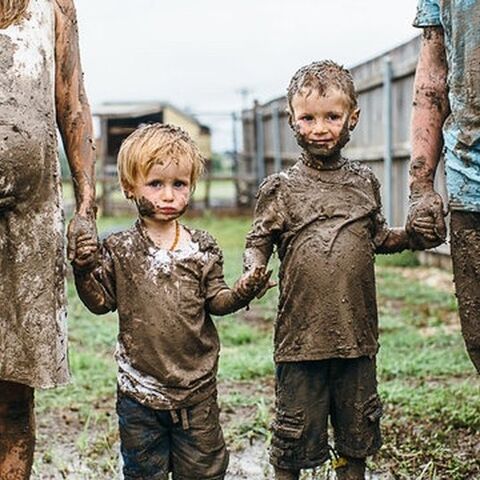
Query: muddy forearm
410 27 450 197
73 268 114 315
376 228 410 254
54 0 96 217
243 244 272 272
207 288 252 316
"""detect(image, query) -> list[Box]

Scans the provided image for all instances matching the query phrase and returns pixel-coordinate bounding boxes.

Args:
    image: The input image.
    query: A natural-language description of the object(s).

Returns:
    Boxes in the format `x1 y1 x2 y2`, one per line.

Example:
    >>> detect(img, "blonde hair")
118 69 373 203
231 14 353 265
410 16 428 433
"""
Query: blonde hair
287 60 358 114
117 123 205 195
0 0 30 29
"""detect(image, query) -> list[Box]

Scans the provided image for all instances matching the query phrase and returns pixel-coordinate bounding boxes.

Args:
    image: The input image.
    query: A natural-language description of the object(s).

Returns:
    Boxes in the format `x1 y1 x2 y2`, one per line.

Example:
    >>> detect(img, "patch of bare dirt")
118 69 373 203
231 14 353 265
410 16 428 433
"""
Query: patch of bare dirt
399 267 455 294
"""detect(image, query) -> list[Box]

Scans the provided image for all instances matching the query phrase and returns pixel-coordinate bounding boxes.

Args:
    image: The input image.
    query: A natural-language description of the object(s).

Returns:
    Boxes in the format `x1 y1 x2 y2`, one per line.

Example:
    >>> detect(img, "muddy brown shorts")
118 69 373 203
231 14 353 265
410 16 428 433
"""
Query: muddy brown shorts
270 357 382 471
117 391 229 480
450 211 480 373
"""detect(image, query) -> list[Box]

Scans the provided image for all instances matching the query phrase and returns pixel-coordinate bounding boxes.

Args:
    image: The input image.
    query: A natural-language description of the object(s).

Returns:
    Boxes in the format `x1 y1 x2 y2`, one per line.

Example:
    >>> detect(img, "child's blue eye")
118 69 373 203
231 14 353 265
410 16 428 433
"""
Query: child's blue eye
174 180 187 188
328 113 341 121
148 180 162 188
301 115 314 122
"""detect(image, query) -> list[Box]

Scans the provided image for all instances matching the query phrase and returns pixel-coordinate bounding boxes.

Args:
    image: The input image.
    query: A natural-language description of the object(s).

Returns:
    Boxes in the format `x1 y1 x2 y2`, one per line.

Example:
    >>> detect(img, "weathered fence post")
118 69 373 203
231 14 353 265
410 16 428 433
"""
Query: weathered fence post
272 104 282 173
383 56 394 225
254 101 265 186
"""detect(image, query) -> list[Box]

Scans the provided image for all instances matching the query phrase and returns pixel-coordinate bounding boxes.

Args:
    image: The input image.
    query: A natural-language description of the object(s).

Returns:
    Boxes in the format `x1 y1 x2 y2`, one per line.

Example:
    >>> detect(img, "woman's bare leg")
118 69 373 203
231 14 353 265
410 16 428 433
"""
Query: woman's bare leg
0 380 35 480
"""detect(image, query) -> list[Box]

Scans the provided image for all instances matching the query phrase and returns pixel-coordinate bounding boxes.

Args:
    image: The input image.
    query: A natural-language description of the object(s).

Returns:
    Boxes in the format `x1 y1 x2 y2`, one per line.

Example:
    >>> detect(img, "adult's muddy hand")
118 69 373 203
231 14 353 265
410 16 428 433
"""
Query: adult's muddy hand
67 213 97 261
406 190 447 249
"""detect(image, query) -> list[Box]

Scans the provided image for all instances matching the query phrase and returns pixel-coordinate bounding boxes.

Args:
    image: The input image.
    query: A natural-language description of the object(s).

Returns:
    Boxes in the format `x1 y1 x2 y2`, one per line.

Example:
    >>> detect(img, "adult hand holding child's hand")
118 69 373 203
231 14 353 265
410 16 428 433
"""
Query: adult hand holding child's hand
406 190 447 249
69 227 99 272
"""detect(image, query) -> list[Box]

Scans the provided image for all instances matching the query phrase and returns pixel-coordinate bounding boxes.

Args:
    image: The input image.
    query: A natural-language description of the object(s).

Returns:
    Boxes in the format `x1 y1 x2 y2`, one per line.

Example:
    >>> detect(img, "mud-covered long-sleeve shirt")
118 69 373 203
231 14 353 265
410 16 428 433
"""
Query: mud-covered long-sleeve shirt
245 159 408 362
74 221 235 410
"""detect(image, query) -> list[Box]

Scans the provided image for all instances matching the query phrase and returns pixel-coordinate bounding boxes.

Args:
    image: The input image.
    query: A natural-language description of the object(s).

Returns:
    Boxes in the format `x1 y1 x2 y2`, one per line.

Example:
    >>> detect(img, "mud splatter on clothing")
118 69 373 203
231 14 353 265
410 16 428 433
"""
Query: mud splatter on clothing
0 0 68 389
245 160 392 362
74 221 229 410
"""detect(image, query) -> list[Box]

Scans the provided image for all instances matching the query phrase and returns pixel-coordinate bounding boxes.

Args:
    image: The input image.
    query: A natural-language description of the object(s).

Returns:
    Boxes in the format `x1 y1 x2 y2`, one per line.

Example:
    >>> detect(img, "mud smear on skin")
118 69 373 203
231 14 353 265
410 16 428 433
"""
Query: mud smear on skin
293 120 351 168
135 196 156 217
0 382 35 478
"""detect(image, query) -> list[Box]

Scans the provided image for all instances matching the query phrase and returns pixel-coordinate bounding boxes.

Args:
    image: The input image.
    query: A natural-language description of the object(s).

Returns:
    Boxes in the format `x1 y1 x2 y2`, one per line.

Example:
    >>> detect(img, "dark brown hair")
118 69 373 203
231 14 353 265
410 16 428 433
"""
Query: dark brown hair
287 60 358 113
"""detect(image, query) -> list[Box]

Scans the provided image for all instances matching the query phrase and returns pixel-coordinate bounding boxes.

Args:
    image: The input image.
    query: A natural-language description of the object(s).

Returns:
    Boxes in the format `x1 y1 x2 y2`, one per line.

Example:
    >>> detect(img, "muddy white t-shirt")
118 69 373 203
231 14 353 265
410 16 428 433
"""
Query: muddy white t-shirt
78 222 228 410
246 160 390 362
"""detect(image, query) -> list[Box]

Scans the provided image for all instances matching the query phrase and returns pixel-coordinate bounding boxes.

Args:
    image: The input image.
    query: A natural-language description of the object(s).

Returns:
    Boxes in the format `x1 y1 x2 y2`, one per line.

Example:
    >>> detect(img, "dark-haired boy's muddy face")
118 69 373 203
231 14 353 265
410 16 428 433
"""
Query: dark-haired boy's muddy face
291 88 359 159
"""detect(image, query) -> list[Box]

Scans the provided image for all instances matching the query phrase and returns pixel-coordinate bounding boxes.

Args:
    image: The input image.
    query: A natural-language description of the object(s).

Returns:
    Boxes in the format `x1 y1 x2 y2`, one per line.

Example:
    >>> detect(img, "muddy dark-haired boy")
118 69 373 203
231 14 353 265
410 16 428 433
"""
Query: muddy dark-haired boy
71 123 272 480
243 61 442 480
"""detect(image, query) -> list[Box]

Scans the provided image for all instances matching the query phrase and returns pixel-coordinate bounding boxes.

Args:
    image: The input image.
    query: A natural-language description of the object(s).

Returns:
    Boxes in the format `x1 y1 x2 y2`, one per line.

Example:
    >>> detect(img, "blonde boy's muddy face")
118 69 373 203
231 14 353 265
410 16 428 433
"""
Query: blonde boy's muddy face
291 88 359 159
127 161 192 224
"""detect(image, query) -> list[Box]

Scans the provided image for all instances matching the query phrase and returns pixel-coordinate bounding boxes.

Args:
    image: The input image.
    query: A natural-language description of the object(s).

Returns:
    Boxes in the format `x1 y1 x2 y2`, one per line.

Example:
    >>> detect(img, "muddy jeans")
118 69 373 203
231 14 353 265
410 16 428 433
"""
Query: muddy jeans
270 357 382 471
117 391 228 480
451 211 480 374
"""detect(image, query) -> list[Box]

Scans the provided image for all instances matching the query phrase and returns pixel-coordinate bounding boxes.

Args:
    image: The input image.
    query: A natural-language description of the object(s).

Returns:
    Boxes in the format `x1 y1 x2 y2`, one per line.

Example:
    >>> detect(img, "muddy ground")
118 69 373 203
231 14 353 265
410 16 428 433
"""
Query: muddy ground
31 266 479 479
33 381 390 480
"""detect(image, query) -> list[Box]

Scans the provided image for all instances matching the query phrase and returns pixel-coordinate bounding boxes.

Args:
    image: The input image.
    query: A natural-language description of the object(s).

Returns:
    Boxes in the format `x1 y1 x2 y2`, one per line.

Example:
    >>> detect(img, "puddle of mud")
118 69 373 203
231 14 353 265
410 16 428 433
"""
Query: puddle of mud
118 439 390 479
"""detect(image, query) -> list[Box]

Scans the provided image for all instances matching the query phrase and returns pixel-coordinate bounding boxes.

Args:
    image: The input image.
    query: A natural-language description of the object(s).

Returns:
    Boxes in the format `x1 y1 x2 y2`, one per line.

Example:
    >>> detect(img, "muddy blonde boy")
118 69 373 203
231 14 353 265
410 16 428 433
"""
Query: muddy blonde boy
118 123 204 196
71 123 272 480
244 61 440 480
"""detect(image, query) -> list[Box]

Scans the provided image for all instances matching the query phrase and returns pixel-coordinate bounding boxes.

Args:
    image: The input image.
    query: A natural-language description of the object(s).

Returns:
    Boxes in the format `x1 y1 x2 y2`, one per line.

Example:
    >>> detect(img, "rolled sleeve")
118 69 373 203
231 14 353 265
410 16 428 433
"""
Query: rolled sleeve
413 0 441 27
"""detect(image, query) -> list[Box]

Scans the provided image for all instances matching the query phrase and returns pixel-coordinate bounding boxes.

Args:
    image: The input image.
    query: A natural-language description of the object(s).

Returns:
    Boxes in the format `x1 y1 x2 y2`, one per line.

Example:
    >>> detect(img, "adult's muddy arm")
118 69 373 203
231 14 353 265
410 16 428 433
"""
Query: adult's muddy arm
54 0 97 259
407 27 450 247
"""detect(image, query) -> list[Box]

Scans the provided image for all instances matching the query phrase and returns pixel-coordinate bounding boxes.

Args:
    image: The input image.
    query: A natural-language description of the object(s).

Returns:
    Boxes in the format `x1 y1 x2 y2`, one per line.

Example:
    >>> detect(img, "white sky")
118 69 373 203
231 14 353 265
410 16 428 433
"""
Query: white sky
75 0 421 151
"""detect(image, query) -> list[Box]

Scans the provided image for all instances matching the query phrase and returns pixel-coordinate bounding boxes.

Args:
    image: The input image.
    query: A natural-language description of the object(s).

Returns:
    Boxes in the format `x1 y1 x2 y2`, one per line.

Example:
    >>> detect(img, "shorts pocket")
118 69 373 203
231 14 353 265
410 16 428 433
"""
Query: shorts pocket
363 394 383 423
270 409 305 460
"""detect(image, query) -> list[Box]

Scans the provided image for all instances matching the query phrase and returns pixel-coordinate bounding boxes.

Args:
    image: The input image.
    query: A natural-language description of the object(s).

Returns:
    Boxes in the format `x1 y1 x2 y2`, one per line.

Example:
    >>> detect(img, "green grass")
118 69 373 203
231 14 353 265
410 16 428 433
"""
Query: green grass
34 215 479 479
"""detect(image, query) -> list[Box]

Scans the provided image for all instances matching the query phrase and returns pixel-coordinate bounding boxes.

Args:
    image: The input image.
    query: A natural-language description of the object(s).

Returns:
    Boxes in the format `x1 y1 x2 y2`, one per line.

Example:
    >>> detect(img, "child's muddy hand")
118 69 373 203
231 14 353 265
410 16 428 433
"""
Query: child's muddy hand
236 266 274 300
67 213 97 261
256 272 277 299
71 233 98 271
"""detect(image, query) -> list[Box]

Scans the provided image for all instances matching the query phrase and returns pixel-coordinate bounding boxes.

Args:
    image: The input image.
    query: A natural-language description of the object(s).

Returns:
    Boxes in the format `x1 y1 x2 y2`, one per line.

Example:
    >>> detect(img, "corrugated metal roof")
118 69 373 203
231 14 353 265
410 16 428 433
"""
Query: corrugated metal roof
93 102 166 118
